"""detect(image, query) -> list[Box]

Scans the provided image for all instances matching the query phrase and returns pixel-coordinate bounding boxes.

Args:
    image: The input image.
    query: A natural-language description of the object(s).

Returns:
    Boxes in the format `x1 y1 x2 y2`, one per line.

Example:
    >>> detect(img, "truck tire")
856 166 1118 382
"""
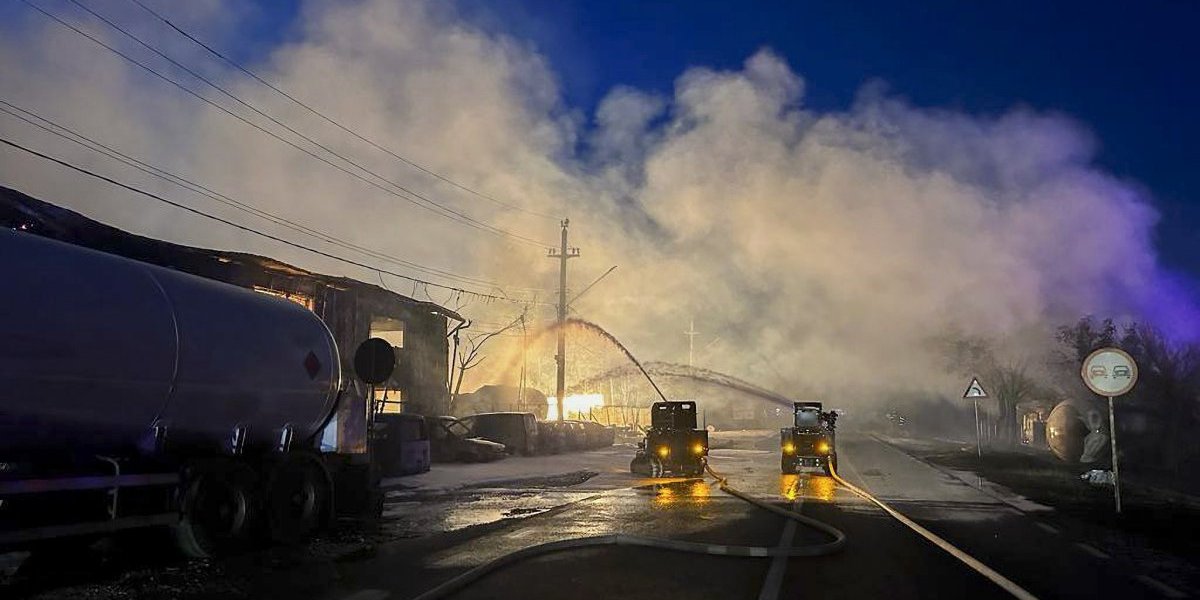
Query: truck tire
781 457 795 474
264 454 332 545
629 453 651 476
649 457 664 478
174 462 257 558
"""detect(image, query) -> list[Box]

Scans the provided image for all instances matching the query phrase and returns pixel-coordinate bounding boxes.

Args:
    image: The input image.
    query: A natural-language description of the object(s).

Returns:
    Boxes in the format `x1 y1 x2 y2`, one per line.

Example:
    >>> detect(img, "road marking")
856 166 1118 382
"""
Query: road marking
340 589 389 600
834 440 1039 600
1073 542 1110 560
1035 522 1060 535
1137 575 1187 598
757 486 804 600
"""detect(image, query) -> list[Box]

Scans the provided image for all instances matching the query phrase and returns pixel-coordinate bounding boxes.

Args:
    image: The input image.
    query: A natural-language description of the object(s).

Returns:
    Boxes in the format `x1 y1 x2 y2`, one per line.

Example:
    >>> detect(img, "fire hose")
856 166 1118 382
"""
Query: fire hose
409 462 846 600
825 463 1039 600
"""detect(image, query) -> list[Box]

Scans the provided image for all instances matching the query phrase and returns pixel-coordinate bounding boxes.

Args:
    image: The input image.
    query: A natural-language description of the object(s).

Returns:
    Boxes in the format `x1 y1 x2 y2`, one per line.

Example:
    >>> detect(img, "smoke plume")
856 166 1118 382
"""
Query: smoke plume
1 0 1193 406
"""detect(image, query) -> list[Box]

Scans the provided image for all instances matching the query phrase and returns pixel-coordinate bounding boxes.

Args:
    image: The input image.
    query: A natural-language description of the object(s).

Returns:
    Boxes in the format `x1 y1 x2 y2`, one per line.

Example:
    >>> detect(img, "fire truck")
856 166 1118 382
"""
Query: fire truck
630 401 709 477
780 402 838 475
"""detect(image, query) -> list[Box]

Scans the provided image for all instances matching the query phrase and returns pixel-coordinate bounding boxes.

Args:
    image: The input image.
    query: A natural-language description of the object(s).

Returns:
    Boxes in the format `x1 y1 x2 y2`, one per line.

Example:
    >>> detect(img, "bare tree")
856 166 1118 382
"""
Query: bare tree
1116 323 1200 481
448 314 524 414
984 362 1041 447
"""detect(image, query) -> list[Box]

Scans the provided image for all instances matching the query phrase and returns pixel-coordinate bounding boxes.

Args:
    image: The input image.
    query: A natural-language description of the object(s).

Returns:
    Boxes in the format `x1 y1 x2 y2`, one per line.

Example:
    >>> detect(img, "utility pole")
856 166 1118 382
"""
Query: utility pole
548 219 579 420
518 313 527 412
684 318 700 367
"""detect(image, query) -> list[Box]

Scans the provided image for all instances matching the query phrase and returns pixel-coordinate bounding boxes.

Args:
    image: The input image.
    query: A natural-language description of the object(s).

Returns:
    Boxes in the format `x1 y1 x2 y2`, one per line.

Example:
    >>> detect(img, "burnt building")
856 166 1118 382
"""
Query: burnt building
1 186 459 424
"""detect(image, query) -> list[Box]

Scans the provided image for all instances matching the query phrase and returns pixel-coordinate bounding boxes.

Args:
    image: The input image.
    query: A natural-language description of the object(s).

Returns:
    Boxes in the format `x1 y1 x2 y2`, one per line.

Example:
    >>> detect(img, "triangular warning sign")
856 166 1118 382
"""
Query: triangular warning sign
963 377 988 399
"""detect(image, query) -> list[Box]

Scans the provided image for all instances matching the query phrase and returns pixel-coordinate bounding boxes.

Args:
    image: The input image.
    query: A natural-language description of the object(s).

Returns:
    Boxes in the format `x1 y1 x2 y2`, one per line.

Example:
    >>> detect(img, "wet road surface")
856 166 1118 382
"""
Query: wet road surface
241 432 1195 599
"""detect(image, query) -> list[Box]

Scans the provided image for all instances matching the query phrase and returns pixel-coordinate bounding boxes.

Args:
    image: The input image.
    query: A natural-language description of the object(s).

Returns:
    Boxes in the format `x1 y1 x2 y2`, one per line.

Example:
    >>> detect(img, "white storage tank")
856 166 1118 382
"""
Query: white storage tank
0 229 341 457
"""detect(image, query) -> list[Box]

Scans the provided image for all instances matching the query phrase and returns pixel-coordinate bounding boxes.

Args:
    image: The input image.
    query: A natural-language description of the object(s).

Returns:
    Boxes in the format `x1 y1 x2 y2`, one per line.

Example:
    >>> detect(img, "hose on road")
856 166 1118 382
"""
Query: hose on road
409 462 846 600
826 458 1040 600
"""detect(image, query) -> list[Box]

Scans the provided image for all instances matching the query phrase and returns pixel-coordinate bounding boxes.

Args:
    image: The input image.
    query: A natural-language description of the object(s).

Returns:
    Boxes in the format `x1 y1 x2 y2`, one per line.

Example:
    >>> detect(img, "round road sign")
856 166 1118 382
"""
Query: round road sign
354 337 396 385
1081 347 1138 397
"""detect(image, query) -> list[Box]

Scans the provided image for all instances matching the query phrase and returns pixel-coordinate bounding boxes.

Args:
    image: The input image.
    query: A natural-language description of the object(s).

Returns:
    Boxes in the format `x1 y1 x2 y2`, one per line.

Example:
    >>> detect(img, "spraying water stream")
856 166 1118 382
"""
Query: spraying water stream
557 318 669 402
571 362 793 407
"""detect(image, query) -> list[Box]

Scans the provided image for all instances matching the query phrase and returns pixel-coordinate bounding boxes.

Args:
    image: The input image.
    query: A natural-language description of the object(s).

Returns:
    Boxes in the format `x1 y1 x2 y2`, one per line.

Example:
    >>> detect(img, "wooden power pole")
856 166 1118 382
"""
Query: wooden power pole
548 219 579 420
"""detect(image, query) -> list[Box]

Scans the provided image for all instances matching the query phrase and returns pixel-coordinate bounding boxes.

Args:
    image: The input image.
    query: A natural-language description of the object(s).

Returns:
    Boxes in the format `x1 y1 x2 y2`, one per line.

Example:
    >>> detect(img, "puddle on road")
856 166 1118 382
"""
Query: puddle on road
779 474 839 502
382 489 597 537
633 480 715 509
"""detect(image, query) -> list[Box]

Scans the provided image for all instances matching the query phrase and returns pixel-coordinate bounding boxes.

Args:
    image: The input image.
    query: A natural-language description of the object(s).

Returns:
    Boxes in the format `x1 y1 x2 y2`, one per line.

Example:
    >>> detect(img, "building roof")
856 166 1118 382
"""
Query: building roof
0 185 463 322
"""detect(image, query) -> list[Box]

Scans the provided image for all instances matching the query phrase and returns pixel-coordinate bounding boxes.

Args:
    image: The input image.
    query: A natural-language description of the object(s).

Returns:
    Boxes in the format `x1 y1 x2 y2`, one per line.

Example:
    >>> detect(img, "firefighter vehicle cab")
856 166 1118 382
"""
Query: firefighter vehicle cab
781 401 838 475
630 401 709 477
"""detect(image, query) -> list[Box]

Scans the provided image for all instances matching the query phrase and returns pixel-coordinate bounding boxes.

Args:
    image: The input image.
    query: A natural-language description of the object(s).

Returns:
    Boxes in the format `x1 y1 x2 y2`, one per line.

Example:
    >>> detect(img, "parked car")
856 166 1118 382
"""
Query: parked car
581 420 615 447
374 413 431 476
461 412 540 455
537 420 569 454
565 420 603 448
560 420 588 451
430 416 507 463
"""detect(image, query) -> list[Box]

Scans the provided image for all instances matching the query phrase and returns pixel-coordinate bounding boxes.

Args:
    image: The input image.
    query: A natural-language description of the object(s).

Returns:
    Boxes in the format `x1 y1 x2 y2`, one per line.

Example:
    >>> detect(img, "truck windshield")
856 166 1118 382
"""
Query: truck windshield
796 409 820 427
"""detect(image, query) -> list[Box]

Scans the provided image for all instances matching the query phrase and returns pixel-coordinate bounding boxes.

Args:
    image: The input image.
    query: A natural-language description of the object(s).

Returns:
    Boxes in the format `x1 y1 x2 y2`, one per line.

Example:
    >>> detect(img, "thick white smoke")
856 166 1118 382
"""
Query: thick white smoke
0 0 1187 404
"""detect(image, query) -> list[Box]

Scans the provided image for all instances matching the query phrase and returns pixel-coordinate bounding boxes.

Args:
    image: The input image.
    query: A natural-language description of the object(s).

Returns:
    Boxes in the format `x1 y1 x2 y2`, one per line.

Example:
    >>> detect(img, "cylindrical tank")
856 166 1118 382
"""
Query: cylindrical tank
1046 402 1086 462
0 229 341 457
1046 399 1106 463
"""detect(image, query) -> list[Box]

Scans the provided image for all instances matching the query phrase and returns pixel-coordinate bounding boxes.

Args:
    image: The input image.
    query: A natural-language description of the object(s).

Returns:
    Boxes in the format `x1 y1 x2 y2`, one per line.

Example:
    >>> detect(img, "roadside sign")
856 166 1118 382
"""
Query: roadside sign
962 377 988 399
963 377 987 458
1080 347 1138 515
1081 348 1138 397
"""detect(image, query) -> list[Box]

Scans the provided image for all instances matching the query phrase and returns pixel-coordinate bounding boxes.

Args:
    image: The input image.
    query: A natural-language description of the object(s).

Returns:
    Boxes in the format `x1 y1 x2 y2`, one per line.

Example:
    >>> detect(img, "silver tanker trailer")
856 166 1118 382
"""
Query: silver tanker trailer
0 229 391 557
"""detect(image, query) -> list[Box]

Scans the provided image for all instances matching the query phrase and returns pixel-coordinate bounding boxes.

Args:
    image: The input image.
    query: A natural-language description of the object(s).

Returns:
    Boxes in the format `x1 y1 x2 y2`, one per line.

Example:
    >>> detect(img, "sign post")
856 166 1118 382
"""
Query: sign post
962 377 988 458
1081 347 1138 514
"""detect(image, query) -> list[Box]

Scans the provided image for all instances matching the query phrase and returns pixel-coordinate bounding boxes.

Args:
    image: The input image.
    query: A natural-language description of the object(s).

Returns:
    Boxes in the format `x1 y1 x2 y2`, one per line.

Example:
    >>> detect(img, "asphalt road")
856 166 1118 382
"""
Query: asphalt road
241 431 1192 600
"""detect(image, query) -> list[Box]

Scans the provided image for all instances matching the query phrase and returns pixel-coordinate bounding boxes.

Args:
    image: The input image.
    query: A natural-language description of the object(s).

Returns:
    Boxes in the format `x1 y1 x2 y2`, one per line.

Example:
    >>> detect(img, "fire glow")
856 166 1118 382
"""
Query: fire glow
546 393 604 420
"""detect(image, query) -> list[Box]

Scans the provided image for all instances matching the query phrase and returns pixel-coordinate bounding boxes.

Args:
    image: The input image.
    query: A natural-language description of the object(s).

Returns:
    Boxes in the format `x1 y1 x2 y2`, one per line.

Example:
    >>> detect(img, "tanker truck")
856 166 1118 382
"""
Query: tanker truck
0 229 392 557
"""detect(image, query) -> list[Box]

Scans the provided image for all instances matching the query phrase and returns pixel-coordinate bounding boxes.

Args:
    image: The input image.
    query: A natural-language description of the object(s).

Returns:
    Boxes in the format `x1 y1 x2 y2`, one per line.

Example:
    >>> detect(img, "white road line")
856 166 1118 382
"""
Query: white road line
757 482 805 600
1137 575 1188 598
1073 542 1111 560
340 589 390 600
1035 522 1060 535
837 438 1040 600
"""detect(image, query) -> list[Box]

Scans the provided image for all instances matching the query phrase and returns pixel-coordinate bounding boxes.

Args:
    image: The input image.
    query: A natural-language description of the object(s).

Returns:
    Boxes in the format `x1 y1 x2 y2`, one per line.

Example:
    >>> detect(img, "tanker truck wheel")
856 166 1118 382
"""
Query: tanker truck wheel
264 454 332 545
174 462 257 558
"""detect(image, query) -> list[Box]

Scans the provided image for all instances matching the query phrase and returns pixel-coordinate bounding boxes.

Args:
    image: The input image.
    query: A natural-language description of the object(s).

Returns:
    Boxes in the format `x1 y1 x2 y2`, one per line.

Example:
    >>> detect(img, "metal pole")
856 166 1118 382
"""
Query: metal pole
685 319 698 367
1108 395 1122 514
973 398 982 458
519 314 527 412
555 219 569 421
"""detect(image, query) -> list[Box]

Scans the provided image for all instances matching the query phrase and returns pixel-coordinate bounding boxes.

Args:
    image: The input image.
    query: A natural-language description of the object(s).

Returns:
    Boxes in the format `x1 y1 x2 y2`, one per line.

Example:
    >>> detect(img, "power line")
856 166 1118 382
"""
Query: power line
21 0 552 248
0 135 539 304
57 0 550 246
125 0 563 222
0 99 524 293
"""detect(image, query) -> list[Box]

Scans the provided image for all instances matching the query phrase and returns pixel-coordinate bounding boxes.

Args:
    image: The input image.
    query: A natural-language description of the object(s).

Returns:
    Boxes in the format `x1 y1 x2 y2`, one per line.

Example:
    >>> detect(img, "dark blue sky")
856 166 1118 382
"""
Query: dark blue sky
451 0 1200 272
14 0 1196 272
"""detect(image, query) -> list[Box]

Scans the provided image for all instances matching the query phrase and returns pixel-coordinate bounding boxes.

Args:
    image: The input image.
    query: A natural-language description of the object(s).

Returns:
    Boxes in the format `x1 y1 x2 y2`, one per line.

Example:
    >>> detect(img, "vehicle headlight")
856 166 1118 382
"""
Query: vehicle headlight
782 442 795 454
657 446 670 458
692 443 705 455
817 441 831 454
